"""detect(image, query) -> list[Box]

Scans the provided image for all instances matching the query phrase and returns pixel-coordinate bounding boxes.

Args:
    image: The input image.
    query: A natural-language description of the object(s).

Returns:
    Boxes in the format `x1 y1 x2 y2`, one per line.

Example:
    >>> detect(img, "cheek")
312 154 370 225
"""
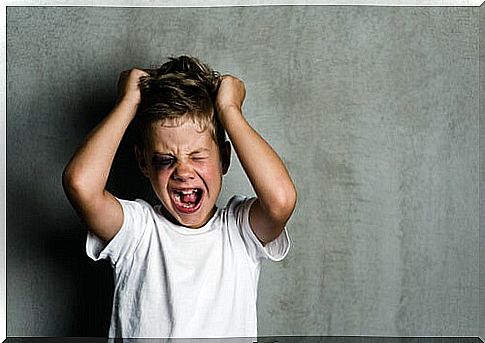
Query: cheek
200 163 223 187
150 169 170 191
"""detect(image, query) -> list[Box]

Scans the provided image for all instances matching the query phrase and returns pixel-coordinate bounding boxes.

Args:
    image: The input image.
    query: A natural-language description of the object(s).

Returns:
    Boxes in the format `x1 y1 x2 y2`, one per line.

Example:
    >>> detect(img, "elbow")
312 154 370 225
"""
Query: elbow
266 183 297 224
62 164 93 201
62 164 80 199
62 164 74 192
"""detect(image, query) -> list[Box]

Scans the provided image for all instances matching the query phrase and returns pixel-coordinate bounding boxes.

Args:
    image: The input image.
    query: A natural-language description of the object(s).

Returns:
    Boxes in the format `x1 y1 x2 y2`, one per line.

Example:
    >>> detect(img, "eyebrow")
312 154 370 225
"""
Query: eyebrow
189 148 211 155
152 152 174 157
151 148 211 156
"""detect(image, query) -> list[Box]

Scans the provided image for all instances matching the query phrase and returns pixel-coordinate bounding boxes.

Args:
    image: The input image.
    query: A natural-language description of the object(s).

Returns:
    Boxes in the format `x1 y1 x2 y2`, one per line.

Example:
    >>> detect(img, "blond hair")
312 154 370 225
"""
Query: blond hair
134 55 225 151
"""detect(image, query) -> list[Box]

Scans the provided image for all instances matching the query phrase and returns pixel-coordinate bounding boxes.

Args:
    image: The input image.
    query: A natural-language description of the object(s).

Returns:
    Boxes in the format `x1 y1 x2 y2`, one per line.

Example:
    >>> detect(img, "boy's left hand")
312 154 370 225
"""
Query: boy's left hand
215 75 246 116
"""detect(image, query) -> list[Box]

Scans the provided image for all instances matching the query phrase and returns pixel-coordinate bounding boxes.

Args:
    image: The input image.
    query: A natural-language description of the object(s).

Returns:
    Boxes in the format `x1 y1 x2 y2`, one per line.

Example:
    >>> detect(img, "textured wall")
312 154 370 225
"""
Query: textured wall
480 4 485 341
7 6 480 337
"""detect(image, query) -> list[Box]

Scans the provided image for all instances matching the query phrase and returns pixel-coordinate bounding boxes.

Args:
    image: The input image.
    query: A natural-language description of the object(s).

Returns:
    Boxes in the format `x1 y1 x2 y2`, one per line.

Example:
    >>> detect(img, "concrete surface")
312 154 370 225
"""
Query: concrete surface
480 4 484 342
6 5 481 337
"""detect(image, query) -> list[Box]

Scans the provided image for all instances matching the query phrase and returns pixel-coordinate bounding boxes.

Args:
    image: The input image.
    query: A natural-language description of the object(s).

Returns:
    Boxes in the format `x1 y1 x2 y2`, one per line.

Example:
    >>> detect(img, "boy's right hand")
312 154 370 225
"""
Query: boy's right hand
116 68 149 106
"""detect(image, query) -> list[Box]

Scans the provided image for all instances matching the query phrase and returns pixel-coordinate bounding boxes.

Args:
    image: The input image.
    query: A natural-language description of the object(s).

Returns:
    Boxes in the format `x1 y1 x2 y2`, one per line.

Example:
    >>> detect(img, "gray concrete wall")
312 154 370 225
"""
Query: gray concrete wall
480 4 484 341
7 6 480 337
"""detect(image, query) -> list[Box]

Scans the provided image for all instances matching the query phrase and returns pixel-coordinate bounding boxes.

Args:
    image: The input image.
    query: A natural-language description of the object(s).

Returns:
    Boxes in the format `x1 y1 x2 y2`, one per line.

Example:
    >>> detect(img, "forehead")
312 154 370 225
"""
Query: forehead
146 118 216 153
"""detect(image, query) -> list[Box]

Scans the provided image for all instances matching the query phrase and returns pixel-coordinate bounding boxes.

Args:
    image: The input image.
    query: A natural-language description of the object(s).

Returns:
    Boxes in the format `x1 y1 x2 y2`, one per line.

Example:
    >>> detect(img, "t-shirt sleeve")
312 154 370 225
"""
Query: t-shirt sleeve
85 198 151 266
231 195 291 262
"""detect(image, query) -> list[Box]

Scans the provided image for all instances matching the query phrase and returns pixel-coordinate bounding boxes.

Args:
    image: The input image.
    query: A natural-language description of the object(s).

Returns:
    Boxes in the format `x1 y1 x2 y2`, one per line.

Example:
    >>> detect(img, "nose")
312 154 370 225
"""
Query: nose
172 161 195 181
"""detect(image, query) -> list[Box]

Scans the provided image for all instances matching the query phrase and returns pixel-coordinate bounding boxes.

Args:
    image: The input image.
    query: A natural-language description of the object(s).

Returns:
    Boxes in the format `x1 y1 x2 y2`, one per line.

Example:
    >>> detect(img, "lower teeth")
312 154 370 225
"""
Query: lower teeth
173 190 200 209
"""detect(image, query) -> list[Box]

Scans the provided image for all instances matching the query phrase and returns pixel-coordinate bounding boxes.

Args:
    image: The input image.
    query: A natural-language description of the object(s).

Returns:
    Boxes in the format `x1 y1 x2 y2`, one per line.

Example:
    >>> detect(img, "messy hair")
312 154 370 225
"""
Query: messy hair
134 55 224 152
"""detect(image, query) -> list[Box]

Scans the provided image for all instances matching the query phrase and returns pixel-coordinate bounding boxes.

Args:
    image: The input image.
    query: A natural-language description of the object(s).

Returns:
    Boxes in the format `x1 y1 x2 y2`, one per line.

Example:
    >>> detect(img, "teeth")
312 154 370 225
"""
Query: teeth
176 189 198 195
181 189 196 195
172 189 200 209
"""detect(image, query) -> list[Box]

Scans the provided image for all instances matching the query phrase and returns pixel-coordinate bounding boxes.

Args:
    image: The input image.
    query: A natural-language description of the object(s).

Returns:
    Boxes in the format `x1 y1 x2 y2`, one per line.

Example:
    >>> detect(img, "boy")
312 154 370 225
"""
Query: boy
62 56 297 339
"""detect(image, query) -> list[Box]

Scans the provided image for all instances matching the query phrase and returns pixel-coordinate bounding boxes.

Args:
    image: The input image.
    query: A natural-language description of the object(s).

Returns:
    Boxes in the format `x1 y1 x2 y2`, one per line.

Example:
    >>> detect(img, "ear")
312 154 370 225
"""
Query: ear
134 145 150 178
221 141 231 175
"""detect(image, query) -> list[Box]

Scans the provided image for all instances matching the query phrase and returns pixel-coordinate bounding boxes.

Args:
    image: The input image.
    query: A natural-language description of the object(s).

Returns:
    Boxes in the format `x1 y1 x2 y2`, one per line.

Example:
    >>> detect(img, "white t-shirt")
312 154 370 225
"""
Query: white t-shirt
86 195 290 339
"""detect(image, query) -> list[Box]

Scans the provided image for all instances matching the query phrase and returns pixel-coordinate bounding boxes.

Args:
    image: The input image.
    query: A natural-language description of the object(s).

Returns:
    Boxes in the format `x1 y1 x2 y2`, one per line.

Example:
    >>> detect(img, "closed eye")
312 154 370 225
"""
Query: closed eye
190 149 210 161
152 156 175 169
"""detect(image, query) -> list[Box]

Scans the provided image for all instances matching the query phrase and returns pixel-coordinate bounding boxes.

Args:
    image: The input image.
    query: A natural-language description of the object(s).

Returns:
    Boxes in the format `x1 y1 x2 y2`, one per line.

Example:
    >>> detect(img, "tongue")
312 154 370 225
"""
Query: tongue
181 192 197 203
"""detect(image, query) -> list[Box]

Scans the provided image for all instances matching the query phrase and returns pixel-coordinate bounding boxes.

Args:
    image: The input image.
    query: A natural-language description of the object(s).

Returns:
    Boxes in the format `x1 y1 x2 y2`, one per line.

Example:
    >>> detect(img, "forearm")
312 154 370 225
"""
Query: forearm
220 107 297 223
63 98 138 199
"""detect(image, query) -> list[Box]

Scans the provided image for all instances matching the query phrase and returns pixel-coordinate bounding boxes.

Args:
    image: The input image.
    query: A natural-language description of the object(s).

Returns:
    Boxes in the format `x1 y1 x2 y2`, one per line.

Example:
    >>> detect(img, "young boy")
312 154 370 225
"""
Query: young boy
62 56 297 339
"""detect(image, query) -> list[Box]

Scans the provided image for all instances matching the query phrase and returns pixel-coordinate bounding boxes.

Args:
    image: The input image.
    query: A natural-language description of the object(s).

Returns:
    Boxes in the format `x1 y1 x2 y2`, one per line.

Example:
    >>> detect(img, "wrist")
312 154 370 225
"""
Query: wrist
114 97 140 119
117 89 141 106
217 105 242 123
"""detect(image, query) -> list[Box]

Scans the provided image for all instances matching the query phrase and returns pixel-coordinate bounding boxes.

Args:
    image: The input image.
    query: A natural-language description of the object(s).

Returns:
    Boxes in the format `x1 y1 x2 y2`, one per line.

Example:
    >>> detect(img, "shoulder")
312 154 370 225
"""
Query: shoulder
221 195 256 222
86 197 157 263
111 197 159 245
118 197 158 218
119 197 153 209
222 195 291 262
225 194 255 211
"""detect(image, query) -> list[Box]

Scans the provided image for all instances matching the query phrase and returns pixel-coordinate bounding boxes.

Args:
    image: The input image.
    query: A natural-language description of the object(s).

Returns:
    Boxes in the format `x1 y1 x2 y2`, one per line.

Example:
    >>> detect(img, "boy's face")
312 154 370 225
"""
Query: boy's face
137 118 228 228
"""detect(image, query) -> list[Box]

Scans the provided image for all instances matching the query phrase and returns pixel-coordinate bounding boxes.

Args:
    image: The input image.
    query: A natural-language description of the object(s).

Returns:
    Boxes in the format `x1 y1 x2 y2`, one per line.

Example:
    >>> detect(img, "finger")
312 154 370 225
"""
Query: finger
140 68 154 74
116 70 136 96
220 74 233 81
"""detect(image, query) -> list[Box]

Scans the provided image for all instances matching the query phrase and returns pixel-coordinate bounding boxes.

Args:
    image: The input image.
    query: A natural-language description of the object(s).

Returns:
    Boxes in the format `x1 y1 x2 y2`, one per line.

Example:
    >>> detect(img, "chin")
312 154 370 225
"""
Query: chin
178 208 214 228
158 191 216 228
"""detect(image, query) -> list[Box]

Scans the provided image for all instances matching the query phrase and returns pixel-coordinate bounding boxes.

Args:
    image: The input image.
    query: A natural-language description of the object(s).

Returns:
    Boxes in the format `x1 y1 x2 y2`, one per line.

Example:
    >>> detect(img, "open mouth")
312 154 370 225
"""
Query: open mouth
171 188 203 214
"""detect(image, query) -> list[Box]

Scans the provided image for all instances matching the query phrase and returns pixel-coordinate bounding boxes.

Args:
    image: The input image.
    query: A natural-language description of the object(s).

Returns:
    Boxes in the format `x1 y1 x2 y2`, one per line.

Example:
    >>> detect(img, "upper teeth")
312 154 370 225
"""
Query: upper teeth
179 189 197 195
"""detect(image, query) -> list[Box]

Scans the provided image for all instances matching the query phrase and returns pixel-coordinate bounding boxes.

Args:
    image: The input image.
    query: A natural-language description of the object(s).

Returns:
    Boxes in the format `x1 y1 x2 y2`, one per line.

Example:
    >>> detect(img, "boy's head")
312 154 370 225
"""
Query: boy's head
133 56 231 228
134 55 227 153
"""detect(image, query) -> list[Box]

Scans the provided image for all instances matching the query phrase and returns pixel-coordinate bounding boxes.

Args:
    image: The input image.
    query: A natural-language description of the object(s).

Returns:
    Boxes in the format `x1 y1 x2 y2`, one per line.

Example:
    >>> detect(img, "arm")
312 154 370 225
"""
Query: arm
215 76 297 245
62 68 148 242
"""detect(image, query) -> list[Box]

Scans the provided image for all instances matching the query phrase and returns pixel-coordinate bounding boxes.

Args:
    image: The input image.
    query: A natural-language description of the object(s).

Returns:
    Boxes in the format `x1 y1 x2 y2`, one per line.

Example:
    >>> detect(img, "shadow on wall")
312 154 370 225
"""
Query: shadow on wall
8 83 155 335
8 174 114 336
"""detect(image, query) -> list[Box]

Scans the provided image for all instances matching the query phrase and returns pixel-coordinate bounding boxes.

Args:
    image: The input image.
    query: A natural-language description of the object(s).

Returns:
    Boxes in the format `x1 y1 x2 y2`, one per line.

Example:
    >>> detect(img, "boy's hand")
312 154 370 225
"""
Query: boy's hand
215 75 246 117
116 68 149 106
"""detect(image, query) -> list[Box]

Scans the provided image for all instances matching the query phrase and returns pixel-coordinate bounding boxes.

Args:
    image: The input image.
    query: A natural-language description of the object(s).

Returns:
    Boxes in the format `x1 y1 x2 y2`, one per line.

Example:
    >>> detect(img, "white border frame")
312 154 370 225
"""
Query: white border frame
2 0 484 6
1 1 483 342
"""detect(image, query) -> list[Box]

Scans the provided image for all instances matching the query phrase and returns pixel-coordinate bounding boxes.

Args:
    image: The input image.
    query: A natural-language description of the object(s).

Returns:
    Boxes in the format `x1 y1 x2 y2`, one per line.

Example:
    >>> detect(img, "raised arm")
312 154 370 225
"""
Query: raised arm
215 75 297 245
62 68 148 242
